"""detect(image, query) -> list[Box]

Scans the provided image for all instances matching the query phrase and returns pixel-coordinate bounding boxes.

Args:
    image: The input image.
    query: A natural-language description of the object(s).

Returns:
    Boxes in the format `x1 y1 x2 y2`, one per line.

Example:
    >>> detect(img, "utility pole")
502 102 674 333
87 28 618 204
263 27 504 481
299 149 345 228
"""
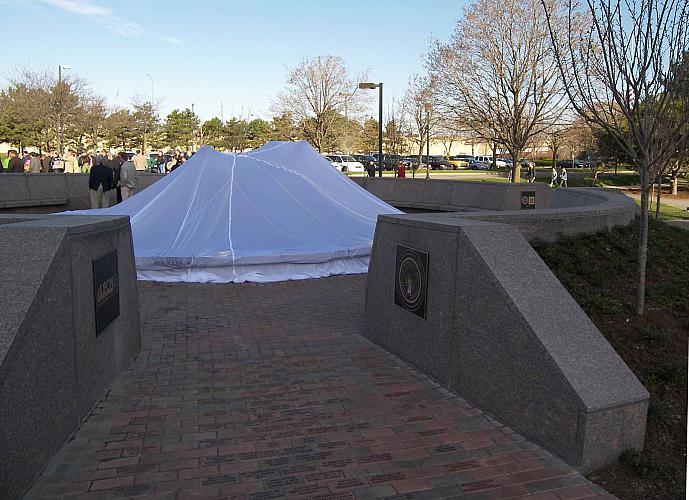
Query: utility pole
425 103 431 179
57 64 71 157
358 82 383 176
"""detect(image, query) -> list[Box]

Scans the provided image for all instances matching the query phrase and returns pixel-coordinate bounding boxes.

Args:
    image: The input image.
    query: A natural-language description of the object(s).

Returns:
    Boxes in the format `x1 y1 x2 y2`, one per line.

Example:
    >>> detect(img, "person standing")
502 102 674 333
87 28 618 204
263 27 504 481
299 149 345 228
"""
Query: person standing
560 167 568 188
397 160 406 178
29 152 42 173
88 156 114 208
133 149 147 172
7 150 23 173
118 152 137 201
64 150 79 173
550 166 558 188
21 151 31 172
41 152 53 173
112 154 123 203
156 153 167 173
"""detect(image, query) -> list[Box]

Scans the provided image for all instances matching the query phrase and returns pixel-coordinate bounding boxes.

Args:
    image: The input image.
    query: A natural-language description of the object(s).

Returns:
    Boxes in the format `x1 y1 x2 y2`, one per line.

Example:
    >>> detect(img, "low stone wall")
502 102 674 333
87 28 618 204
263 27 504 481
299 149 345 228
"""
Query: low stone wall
0 214 141 499
0 175 636 242
353 177 553 211
365 214 649 472
352 178 637 241
0 172 165 213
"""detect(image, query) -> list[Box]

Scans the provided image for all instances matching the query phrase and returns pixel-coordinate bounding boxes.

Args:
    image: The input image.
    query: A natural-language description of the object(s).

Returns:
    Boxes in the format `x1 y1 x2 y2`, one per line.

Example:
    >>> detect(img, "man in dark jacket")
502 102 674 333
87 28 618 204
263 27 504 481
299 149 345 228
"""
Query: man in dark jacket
88 156 114 208
7 150 23 173
112 154 122 203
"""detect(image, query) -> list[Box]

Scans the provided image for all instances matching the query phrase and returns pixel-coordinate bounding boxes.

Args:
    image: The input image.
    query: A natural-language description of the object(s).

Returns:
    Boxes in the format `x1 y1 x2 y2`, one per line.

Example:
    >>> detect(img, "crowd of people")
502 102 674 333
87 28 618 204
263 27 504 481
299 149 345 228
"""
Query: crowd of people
1 149 193 174
1 148 196 209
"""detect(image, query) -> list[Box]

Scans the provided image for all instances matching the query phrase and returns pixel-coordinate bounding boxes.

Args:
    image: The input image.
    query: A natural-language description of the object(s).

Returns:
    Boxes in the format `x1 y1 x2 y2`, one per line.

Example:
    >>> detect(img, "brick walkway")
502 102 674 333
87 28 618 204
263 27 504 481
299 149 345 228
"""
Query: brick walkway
24 276 612 499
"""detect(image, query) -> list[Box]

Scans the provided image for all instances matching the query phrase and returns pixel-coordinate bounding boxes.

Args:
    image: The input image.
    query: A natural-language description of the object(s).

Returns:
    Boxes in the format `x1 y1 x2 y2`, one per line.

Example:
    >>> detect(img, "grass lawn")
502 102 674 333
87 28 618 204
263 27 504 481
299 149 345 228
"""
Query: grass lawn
532 219 688 500
645 202 689 221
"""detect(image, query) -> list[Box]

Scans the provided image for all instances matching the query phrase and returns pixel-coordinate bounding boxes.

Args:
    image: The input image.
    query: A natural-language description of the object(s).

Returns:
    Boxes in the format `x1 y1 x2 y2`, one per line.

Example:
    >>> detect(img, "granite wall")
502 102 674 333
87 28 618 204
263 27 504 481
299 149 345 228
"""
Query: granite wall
365 213 649 473
0 173 166 213
0 214 141 499
0 175 636 243
351 178 637 241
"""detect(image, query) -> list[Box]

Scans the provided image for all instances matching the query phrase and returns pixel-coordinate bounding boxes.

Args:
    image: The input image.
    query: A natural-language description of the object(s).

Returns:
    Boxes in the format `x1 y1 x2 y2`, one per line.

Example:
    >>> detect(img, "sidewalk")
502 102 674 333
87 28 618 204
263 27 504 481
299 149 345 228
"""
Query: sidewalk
24 276 612 499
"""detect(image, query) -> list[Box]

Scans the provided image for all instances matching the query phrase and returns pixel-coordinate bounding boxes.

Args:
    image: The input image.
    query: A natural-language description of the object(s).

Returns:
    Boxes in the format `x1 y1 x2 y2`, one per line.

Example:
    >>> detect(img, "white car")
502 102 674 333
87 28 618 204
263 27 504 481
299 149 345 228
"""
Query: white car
474 155 508 168
325 154 365 173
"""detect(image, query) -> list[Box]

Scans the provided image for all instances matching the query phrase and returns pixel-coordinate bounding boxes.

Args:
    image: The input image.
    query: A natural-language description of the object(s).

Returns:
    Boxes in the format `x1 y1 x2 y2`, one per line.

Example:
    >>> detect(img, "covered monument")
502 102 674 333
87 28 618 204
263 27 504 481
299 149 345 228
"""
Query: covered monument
66 141 401 283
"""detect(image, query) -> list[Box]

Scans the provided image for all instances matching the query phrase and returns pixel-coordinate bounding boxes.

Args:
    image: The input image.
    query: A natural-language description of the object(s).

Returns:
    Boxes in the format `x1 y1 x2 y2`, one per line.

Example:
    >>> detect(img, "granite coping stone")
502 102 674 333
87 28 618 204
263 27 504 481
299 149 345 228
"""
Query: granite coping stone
0 226 67 368
461 222 649 411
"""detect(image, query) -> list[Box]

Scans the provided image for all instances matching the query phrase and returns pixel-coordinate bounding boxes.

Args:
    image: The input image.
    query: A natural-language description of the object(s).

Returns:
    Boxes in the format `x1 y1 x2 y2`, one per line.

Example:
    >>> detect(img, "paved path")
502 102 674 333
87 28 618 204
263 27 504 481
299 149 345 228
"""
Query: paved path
623 191 689 211
25 276 611 499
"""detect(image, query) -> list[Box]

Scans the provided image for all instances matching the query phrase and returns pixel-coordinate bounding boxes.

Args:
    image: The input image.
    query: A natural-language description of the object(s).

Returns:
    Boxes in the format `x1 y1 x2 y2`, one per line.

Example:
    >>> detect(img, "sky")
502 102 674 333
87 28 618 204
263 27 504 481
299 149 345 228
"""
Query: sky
1 0 464 122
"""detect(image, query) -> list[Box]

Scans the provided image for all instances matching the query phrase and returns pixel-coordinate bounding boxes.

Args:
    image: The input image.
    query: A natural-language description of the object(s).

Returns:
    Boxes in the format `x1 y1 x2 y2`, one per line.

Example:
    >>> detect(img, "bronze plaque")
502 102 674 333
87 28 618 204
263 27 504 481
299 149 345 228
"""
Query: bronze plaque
394 245 428 319
93 249 120 336
521 191 536 210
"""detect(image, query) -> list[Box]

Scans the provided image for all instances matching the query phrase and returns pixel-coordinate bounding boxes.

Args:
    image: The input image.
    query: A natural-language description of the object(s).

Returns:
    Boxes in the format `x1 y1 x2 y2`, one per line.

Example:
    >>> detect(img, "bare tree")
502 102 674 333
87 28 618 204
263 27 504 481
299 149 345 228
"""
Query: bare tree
403 74 438 171
428 0 568 182
384 95 408 155
276 56 367 152
543 0 689 314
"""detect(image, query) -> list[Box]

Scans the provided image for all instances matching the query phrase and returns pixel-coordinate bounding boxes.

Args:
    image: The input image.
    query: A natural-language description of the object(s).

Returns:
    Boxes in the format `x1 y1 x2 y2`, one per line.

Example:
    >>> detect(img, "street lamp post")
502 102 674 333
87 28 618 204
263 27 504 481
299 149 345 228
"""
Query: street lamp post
58 64 71 158
144 74 154 156
358 82 383 177
425 103 431 179
146 73 154 106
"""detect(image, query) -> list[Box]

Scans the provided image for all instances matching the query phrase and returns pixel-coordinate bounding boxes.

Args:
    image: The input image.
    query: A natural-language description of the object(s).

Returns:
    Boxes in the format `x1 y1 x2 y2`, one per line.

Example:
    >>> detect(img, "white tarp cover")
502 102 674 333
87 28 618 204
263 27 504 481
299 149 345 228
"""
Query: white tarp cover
66 141 401 283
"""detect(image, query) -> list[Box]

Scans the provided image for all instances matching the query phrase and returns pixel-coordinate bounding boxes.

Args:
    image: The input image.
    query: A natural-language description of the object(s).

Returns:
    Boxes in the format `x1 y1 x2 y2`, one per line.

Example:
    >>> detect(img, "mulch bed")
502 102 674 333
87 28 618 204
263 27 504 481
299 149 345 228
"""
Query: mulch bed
532 219 688 500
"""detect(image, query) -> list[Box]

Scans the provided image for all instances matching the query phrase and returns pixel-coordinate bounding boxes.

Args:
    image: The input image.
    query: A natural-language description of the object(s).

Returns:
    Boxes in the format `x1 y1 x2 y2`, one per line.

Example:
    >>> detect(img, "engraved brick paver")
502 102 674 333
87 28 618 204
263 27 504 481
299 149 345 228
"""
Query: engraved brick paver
23 275 612 499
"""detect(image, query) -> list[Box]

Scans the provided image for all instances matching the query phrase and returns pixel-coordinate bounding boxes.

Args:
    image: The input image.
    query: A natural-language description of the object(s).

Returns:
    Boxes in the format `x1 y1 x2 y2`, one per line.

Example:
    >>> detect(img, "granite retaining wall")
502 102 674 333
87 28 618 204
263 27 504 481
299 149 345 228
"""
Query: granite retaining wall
0 215 141 499
365 214 649 472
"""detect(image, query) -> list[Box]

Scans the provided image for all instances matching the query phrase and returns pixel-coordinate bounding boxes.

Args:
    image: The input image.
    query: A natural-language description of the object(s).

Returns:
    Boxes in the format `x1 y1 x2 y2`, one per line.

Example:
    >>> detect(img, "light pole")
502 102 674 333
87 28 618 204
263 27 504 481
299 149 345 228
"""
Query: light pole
358 82 383 177
58 64 71 157
425 103 431 179
144 74 154 156
146 73 154 106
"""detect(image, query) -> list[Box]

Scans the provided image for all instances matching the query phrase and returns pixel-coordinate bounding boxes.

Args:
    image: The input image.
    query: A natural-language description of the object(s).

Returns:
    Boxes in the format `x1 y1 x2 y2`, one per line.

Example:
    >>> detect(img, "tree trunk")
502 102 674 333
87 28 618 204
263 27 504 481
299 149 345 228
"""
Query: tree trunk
512 151 520 184
655 171 661 220
636 166 649 316
514 150 522 184
672 176 678 196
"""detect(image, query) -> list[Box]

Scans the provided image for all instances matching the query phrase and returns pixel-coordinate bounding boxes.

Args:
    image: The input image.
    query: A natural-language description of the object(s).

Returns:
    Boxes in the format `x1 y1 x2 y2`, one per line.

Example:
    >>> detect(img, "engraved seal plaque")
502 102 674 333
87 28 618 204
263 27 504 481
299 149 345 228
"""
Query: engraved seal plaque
394 245 428 319
521 190 536 210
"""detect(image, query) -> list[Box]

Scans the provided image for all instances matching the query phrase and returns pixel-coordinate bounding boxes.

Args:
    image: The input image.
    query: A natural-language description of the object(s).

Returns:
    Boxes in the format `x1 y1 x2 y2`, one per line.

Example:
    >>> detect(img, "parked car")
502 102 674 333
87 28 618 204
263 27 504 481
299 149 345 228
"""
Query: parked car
372 154 403 170
474 155 507 168
324 154 365 173
421 155 453 170
352 154 378 171
448 155 470 168
557 159 588 169
467 160 491 170
402 156 422 169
